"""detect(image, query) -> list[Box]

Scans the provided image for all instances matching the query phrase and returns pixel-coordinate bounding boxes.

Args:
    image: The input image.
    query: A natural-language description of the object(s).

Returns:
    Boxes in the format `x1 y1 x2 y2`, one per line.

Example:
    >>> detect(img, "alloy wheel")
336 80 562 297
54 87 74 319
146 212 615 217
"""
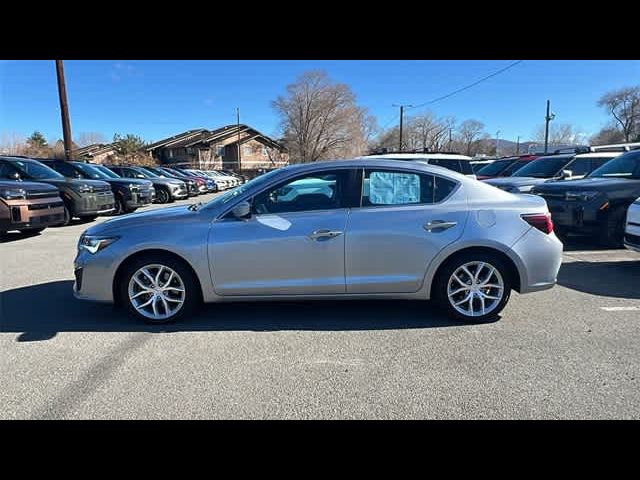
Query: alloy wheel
128 264 186 321
447 261 505 317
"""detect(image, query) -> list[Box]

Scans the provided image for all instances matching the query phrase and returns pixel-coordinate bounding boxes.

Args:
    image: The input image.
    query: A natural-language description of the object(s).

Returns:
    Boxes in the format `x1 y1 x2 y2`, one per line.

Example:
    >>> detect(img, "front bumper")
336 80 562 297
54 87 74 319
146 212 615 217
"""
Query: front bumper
124 189 154 209
0 197 65 231
168 186 188 200
72 190 116 216
541 197 606 234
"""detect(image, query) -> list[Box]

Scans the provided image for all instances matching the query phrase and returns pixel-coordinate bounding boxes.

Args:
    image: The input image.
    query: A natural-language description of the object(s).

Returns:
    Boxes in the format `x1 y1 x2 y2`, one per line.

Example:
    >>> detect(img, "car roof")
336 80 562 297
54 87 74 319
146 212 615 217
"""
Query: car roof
573 152 622 159
361 153 473 161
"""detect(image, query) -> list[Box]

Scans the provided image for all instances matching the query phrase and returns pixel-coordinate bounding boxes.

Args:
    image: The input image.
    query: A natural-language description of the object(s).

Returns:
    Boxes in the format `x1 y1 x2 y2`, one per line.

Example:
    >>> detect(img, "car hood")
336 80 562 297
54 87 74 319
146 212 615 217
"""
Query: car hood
533 176 640 193
103 178 153 187
0 179 60 193
39 177 111 189
87 205 197 234
150 178 185 186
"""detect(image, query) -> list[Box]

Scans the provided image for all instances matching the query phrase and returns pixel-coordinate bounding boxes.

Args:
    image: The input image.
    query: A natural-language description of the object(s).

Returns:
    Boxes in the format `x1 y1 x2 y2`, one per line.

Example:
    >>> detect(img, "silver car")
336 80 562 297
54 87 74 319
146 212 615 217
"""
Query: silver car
73 159 563 324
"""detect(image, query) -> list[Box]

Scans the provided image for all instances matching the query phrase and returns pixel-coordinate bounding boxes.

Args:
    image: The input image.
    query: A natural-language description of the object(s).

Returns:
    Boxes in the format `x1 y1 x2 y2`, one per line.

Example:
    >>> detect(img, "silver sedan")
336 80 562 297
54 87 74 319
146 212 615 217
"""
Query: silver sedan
73 159 563 324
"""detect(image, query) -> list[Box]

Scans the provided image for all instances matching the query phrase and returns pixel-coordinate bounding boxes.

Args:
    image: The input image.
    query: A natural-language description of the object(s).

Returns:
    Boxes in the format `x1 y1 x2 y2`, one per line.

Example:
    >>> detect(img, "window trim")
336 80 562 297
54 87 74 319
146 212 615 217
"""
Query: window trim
356 167 461 210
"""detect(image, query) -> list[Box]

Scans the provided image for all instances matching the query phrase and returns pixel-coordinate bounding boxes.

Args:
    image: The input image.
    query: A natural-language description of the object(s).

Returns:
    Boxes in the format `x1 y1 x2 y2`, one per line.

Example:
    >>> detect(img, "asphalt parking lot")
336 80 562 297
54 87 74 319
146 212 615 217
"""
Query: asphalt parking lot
1 192 639 419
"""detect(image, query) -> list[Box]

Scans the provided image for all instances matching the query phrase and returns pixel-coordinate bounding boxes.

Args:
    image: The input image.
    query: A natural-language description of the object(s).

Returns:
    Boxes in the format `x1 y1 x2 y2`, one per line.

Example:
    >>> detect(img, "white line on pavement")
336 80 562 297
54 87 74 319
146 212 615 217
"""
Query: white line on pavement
600 306 640 312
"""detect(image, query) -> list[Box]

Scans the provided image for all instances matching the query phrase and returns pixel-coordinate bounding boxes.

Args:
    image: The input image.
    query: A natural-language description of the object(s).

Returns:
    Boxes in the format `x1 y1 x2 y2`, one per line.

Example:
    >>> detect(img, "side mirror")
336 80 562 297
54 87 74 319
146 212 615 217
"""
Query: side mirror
10 171 21 180
561 169 573 179
231 201 251 220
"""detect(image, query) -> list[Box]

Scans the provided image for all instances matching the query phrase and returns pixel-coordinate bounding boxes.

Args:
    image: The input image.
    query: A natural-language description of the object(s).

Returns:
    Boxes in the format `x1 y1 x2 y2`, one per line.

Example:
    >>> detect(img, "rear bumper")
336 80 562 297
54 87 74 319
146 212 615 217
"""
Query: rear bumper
509 227 563 294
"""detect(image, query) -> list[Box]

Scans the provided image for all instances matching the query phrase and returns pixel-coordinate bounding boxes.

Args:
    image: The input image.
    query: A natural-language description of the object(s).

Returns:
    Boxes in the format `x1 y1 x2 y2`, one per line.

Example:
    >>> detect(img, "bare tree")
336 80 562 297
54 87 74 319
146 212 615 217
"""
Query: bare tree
0 131 26 155
533 123 578 146
455 120 485 155
272 71 373 162
590 126 625 145
76 132 108 147
597 86 640 142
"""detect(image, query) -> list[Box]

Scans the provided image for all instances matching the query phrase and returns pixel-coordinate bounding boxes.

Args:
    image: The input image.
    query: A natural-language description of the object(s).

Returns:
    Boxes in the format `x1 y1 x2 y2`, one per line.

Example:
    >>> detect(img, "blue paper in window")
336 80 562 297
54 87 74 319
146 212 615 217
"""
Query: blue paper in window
369 172 420 205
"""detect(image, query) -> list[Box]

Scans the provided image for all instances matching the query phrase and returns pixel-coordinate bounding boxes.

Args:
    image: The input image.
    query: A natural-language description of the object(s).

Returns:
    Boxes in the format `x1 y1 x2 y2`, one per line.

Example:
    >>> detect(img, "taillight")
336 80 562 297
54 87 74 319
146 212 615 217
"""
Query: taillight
521 212 554 234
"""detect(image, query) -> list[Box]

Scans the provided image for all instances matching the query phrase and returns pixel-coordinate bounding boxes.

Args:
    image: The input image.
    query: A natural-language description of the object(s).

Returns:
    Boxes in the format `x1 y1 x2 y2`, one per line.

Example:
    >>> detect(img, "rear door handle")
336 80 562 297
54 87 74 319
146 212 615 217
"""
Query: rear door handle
424 220 457 232
309 229 343 241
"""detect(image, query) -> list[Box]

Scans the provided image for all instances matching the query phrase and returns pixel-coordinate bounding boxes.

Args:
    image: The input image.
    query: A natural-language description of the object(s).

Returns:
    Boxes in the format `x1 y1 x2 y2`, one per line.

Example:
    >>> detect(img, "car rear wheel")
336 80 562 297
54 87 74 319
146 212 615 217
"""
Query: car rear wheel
79 215 98 222
435 253 512 322
119 255 200 324
61 203 72 226
598 206 626 248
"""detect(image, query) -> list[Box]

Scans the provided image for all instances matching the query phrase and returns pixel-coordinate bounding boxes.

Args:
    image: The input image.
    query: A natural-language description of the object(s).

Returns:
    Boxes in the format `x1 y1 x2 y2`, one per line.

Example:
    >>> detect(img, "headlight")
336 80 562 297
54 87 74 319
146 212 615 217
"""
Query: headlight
74 184 95 194
0 188 26 200
128 183 139 192
518 185 534 193
78 234 119 254
565 191 600 202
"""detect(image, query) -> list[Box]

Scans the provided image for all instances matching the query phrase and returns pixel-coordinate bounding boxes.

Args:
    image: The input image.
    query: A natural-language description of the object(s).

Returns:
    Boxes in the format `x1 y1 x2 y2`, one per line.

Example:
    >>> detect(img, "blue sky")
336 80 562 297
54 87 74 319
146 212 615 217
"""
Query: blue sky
1 60 639 145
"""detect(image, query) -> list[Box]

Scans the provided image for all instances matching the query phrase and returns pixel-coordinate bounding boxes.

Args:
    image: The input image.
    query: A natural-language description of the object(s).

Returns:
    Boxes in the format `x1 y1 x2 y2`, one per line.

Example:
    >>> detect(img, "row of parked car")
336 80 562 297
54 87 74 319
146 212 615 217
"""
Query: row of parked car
0 155 245 238
365 144 640 251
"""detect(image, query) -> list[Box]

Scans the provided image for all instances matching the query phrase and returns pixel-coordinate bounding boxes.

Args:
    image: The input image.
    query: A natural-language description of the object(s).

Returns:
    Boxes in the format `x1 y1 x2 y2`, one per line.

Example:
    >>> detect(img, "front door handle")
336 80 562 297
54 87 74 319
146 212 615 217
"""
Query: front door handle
309 229 343 241
424 220 457 232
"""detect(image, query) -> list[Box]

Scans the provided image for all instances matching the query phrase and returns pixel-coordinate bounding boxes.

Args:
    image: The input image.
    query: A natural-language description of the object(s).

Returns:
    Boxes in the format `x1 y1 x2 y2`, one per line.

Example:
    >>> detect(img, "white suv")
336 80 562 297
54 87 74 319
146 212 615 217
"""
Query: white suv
361 152 476 179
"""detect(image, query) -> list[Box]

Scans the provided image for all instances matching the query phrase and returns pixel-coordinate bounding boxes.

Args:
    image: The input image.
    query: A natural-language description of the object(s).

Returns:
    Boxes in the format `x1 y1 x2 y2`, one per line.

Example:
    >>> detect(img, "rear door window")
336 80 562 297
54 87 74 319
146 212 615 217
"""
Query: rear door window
361 169 457 206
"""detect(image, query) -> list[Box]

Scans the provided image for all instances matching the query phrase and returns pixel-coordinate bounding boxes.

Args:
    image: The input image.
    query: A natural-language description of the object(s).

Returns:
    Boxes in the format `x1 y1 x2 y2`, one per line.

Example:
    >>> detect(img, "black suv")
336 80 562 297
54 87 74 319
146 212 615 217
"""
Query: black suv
39 159 155 215
532 149 640 247
0 156 115 225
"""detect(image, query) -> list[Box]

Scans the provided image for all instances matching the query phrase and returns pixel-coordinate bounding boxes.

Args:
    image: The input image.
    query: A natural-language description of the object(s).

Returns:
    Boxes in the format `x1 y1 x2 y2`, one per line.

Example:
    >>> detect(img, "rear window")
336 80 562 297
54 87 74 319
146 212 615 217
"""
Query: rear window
476 159 515 176
429 158 473 175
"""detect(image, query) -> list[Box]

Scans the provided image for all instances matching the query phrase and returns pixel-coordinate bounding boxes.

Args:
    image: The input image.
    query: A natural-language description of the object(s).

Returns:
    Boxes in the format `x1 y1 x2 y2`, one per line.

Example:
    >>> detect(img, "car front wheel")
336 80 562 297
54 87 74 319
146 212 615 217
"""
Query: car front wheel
435 253 512 322
119 255 200 324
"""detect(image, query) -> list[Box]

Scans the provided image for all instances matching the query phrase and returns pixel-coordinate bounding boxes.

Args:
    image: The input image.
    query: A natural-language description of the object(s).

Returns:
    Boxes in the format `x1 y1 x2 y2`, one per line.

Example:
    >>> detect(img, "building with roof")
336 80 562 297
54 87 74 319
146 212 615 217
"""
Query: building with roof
144 125 288 172
73 143 120 164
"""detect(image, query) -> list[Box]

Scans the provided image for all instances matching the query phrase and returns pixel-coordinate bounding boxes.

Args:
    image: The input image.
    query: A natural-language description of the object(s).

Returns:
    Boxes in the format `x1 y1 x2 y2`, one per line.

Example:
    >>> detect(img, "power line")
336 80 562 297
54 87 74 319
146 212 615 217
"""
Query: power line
408 60 524 110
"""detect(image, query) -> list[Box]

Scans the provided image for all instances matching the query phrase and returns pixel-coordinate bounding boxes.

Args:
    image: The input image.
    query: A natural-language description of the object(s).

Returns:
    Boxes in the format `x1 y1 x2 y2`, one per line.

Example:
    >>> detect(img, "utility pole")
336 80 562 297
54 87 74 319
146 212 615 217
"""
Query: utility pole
516 135 520 155
495 130 501 157
448 128 453 151
236 107 241 172
55 60 73 161
393 104 413 151
544 99 555 154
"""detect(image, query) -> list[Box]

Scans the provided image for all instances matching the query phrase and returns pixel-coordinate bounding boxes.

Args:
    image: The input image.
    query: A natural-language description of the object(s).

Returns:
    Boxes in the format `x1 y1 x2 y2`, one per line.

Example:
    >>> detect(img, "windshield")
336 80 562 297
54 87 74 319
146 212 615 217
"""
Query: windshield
588 151 640 179
10 160 64 180
511 156 571 178
203 169 283 209
74 163 110 180
477 159 515 176
93 165 121 178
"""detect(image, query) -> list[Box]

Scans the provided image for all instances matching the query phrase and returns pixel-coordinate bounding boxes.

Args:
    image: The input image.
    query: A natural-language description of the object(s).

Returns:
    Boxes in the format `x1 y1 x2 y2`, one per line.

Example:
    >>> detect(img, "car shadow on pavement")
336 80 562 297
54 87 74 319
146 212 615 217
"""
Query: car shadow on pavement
1 280 492 342
0 231 44 243
558 260 640 299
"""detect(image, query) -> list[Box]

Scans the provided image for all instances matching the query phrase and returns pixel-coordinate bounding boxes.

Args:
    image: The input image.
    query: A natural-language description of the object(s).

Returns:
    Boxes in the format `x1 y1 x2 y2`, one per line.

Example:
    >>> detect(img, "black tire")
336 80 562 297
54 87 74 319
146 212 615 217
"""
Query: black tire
434 251 512 323
113 195 126 215
79 215 98 222
19 227 45 234
61 203 72 226
118 253 201 324
156 187 172 204
598 206 626 248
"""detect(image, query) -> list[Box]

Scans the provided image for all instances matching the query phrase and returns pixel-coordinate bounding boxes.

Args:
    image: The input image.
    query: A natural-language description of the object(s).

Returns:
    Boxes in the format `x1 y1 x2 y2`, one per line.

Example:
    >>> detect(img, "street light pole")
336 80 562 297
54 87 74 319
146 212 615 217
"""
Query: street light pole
393 104 413 151
236 107 241 172
55 60 73 161
516 135 520 155
544 99 555 154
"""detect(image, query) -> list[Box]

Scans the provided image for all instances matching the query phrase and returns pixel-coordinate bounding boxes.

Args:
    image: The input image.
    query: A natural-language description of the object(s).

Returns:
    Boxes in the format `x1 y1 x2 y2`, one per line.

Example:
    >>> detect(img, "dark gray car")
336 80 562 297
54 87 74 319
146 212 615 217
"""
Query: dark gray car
105 165 188 204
